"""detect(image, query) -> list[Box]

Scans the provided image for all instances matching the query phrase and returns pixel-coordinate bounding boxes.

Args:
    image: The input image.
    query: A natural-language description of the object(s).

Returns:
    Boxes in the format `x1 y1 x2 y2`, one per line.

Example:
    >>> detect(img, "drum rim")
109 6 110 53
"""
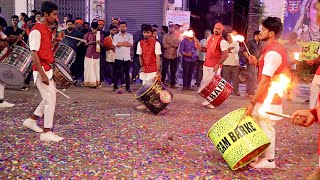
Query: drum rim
0 63 25 86
53 61 73 82
134 79 159 99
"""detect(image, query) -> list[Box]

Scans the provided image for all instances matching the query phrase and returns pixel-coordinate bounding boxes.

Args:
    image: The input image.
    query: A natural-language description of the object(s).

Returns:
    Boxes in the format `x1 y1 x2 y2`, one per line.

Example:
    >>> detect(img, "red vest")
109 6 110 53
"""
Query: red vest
204 36 223 68
31 23 55 71
257 41 289 105
140 39 157 73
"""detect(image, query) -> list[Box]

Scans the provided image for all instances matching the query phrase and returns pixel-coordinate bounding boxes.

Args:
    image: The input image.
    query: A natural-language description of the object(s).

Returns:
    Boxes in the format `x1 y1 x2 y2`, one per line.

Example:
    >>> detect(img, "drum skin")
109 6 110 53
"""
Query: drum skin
198 76 233 107
0 46 32 87
51 61 73 88
135 79 173 114
207 108 271 170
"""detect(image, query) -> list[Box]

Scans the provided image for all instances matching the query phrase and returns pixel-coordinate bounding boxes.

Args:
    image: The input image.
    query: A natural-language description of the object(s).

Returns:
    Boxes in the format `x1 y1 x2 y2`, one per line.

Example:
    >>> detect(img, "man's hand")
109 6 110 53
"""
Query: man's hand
184 52 193 57
41 73 49 85
248 55 258 65
96 40 100 44
291 110 316 127
56 31 65 41
214 64 220 74
245 102 255 116
228 47 234 53
156 71 161 81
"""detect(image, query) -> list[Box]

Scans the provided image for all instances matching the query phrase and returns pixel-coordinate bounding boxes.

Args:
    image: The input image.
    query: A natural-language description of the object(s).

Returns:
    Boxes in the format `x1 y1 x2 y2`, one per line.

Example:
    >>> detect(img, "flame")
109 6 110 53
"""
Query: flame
182 30 194 37
294 52 300 61
258 74 291 116
231 34 245 42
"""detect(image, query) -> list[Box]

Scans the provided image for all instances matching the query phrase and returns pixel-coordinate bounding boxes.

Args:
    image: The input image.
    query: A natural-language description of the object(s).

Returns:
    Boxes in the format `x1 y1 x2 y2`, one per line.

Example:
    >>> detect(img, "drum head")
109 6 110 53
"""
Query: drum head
197 72 215 93
55 61 73 82
135 79 155 98
0 63 24 86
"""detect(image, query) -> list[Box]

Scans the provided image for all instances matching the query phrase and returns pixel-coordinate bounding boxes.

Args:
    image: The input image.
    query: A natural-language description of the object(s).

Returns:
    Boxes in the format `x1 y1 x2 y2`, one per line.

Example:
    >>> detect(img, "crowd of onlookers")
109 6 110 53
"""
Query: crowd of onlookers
0 7 301 101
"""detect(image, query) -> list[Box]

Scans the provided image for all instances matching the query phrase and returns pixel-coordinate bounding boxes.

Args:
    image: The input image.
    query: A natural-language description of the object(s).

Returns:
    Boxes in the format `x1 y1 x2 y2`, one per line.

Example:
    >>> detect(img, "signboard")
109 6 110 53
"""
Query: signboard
280 40 320 61
283 0 320 42
165 10 190 32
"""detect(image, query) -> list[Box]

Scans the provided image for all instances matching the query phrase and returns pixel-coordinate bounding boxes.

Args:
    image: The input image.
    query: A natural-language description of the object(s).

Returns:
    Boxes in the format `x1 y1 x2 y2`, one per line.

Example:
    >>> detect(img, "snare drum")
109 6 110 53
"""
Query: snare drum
51 61 73 88
54 43 76 67
0 45 32 87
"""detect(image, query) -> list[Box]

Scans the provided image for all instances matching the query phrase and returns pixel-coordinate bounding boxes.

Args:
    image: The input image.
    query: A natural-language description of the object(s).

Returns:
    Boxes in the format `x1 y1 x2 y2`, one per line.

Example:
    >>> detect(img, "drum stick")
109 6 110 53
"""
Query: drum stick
266 111 291 119
64 35 87 43
56 88 70 99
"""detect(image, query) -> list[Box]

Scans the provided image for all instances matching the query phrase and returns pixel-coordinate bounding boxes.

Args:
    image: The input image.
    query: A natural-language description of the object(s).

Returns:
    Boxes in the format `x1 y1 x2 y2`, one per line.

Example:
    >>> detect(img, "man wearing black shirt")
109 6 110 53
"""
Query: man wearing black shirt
4 15 24 46
62 20 85 83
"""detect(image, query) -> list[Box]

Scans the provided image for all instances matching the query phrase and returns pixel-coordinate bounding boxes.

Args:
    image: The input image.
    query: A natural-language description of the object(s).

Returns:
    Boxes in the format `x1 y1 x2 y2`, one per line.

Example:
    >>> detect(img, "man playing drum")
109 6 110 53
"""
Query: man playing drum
0 18 14 108
23 1 64 142
245 17 289 168
199 23 229 109
136 24 161 110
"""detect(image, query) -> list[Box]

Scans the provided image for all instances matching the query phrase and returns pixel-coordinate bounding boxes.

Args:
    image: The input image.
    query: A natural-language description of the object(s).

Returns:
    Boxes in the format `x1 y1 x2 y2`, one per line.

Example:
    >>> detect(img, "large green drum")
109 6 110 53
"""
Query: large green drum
207 108 270 170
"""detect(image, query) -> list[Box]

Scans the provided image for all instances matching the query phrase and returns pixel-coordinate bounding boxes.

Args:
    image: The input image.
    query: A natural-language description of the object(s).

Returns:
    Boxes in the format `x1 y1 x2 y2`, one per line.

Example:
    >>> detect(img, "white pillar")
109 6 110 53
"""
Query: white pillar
14 0 28 16
263 0 286 22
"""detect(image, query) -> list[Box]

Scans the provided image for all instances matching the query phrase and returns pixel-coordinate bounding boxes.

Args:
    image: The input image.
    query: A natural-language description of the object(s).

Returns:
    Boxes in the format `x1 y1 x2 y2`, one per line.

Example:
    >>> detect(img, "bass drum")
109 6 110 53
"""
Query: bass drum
0 45 32 88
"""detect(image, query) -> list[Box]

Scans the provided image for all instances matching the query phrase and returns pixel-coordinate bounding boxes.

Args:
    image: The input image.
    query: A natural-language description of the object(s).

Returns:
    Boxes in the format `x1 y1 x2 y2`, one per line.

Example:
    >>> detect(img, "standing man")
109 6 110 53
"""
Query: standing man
245 17 289 168
113 22 133 93
161 24 180 88
35 12 41 23
103 25 118 86
136 25 162 109
222 33 240 96
62 19 84 83
132 24 146 83
23 1 64 142
283 32 301 100
243 31 262 99
83 22 104 88
4 15 24 46
199 23 229 109
0 18 14 108
179 29 198 91
98 20 108 84
196 30 211 87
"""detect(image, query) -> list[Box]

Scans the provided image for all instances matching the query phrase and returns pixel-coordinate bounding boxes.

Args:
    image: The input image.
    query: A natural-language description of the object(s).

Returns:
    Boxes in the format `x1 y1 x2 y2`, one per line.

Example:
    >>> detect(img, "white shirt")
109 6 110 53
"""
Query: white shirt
197 38 207 61
0 31 7 40
136 40 162 55
29 29 53 83
106 35 115 63
113 32 133 61
253 51 283 120
223 41 239 66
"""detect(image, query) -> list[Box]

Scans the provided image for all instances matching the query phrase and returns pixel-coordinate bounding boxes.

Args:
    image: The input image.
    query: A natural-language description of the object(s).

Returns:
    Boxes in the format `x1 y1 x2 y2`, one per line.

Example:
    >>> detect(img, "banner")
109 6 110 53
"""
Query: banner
166 10 190 32
280 40 320 61
283 0 320 42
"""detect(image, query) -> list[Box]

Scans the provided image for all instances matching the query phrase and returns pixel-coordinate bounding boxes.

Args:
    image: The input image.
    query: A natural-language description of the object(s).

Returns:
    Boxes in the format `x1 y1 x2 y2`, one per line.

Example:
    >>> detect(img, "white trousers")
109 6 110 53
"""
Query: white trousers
0 83 4 99
253 115 276 160
34 75 56 128
140 72 157 85
201 66 221 85
310 74 320 109
84 57 100 87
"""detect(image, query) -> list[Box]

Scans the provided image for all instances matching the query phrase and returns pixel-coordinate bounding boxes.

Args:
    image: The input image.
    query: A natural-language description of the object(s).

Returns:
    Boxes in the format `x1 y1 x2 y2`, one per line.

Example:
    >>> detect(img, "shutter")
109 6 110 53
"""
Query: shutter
34 0 87 23
0 0 14 25
106 0 164 34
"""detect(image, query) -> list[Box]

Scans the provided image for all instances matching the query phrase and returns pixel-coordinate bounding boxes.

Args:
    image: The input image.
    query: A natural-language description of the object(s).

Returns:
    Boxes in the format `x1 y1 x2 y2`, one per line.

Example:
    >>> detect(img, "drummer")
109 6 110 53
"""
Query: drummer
136 24 162 110
0 18 15 108
23 1 64 142
245 17 289 168
199 23 229 109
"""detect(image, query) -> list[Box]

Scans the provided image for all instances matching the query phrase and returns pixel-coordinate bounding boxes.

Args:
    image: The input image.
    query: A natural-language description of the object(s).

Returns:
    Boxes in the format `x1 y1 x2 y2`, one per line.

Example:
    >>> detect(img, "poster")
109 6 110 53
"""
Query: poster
280 40 320 61
283 0 320 42
166 10 191 32
90 0 105 22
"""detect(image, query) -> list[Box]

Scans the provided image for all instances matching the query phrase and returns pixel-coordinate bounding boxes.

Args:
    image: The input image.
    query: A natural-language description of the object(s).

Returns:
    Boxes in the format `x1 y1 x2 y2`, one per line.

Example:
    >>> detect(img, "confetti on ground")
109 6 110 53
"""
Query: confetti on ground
0 84 317 179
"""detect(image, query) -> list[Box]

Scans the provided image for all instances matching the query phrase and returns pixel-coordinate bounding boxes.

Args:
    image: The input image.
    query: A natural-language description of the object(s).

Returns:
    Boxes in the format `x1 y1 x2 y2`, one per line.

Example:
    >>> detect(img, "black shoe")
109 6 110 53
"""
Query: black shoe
170 85 177 89
187 87 195 91
126 89 132 93
20 87 28 91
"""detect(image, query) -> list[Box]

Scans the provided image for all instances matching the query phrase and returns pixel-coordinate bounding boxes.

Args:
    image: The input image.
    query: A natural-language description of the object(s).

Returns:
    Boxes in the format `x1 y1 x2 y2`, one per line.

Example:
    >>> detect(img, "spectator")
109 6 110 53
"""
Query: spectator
113 22 133 93
243 30 262 99
35 12 41 23
18 13 28 30
104 25 118 86
30 10 37 16
132 24 147 83
179 29 198 91
98 19 108 84
222 33 240 96
4 15 24 46
196 30 211 87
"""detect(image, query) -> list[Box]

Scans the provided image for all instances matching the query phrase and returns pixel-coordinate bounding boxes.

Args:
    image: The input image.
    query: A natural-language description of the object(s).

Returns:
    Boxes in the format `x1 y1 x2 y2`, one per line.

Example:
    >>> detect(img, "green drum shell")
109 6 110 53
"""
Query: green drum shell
207 108 271 170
